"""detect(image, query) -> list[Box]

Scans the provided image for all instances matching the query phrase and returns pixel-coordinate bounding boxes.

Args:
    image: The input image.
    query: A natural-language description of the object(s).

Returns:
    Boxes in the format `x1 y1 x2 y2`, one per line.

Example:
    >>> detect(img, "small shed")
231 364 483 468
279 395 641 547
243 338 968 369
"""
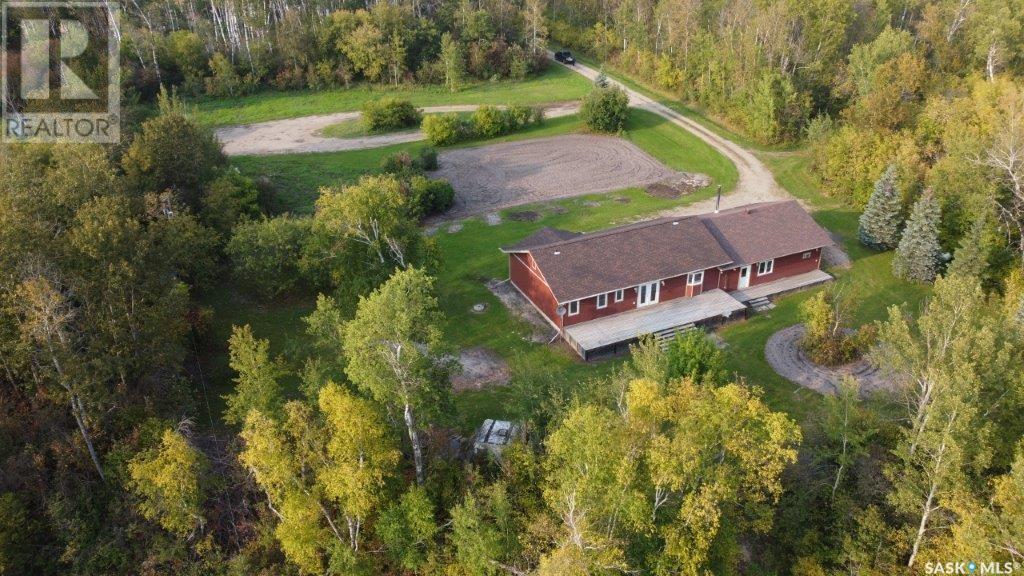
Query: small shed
473 419 521 458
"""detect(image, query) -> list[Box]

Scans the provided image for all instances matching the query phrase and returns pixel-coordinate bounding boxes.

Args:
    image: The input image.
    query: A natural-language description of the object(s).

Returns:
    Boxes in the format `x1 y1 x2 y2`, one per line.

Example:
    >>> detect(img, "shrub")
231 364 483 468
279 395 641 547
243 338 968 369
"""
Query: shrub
799 290 873 366
407 176 454 218
422 113 464 146
581 85 630 133
471 105 507 137
362 98 422 133
380 151 416 175
201 170 261 235
417 147 439 171
665 330 727 386
204 53 245 97
226 215 312 298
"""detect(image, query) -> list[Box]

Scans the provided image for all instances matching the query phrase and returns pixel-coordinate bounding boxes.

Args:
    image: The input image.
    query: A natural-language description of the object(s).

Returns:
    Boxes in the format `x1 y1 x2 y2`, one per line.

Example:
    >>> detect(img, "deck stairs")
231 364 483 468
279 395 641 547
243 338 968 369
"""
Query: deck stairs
747 296 775 313
654 323 696 349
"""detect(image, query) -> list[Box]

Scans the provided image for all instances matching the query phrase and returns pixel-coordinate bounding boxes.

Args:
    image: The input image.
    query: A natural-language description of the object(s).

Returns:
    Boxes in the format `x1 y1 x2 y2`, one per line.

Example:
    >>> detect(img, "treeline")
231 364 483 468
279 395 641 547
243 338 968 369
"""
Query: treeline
118 0 550 99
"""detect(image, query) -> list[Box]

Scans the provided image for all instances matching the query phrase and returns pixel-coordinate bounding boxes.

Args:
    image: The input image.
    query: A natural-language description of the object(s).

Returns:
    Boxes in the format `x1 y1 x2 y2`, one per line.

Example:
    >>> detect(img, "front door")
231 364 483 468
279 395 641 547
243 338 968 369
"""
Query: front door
637 281 660 307
737 266 751 289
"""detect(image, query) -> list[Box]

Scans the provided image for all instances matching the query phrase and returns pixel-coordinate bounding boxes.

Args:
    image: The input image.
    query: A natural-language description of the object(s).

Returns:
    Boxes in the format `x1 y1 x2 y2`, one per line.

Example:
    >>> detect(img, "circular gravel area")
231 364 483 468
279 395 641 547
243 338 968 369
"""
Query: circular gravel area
432 134 688 219
765 324 893 396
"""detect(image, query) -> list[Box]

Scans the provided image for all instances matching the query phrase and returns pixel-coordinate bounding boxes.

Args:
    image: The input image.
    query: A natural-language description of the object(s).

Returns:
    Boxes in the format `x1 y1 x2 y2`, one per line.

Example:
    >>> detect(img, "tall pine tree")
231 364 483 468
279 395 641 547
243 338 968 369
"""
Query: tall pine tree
858 164 903 250
893 190 942 282
946 217 988 278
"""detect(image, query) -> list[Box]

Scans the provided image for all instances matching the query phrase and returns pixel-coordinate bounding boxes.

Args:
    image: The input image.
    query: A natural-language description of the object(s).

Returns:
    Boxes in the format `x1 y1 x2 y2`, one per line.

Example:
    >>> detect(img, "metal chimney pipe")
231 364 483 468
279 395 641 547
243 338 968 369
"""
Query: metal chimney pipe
714 185 722 212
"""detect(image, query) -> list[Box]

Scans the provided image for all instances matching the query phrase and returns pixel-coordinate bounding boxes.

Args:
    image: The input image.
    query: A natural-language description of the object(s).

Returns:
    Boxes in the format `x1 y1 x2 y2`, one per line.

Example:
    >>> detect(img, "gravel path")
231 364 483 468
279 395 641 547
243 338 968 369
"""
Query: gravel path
433 134 688 219
551 56 789 218
764 324 893 396
215 102 581 156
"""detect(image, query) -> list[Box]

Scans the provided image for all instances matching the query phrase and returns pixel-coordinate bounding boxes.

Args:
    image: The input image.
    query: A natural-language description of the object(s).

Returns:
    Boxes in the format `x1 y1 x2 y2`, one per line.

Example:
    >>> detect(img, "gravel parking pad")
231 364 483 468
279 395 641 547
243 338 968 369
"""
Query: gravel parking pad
432 134 693 219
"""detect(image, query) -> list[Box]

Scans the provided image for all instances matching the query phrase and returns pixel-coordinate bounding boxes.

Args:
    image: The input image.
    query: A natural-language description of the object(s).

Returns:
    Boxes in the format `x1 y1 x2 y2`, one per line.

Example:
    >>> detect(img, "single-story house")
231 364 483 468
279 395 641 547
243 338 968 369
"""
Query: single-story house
500 200 835 359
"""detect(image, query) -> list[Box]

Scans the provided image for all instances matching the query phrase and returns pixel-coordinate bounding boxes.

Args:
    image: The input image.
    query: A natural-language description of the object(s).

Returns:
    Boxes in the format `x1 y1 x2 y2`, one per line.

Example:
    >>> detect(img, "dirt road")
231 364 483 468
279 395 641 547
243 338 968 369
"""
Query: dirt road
215 102 581 156
551 57 788 217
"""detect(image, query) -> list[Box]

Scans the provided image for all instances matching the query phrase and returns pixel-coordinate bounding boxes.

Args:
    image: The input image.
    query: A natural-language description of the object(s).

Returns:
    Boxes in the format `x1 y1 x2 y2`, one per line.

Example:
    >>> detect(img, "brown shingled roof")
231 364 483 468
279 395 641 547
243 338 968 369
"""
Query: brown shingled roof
505 200 833 304
698 201 834 265
529 217 733 302
501 227 582 252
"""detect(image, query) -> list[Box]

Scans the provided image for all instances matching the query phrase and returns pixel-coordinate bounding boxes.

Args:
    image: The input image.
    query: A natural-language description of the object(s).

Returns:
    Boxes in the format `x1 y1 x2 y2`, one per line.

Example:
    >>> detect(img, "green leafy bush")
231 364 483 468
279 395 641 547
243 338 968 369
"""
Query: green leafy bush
422 113 465 145
407 176 454 218
581 85 630 133
226 215 312 298
471 105 507 138
361 98 422 133
417 147 439 171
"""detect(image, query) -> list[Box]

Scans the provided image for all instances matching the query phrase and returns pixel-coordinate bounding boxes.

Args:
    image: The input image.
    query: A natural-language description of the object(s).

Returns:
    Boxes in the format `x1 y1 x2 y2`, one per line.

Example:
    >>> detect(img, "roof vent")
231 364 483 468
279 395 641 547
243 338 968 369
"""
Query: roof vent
553 251 561 255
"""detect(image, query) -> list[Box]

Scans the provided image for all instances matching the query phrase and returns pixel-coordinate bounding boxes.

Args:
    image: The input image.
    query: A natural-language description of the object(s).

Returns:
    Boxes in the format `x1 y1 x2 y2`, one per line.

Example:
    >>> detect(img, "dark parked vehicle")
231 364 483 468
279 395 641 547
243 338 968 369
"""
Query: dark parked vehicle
554 51 576 65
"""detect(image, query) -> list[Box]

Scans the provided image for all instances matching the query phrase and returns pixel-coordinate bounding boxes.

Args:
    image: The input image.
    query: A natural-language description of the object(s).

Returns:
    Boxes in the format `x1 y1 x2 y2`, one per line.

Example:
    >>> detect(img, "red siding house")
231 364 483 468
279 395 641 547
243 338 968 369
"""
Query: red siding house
500 201 834 359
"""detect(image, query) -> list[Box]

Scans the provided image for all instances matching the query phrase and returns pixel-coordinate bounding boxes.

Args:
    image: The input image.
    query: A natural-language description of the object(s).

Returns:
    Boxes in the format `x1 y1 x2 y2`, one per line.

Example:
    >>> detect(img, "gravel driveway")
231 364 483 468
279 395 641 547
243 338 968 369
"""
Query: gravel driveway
215 102 580 156
433 134 689 219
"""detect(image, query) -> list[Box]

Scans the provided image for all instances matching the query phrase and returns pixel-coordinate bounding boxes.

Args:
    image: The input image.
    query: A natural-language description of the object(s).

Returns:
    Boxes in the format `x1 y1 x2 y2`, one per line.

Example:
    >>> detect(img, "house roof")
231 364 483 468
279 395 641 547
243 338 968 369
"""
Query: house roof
501 227 582 252
503 200 833 304
526 216 733 302
698 201 835 265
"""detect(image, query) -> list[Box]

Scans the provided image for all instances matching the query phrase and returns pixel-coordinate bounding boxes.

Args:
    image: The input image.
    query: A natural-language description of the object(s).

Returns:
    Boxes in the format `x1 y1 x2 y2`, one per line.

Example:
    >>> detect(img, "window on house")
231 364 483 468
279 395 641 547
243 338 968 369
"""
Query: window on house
596 293 608 309
567 300 580 316
687 271 704 286
757 260 774 275
802 251 812 259
613 289 624 302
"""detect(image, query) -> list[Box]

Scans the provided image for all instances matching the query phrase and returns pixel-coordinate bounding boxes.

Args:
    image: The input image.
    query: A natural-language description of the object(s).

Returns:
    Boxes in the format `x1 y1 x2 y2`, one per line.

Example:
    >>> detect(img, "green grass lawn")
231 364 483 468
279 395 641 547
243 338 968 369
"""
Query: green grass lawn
193 65 592 127
233 108 737 216
209 81 926 435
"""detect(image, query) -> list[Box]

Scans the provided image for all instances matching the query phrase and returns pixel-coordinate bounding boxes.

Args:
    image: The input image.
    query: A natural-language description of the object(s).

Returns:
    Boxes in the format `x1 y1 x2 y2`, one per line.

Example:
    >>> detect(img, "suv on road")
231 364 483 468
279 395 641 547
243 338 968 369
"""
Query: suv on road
554 50 576 65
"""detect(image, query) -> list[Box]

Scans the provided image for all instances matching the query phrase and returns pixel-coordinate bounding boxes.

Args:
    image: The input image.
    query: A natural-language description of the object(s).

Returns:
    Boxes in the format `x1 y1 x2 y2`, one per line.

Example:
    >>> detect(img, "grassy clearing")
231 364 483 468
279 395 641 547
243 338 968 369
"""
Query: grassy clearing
193 65 591 127
233 108 737 216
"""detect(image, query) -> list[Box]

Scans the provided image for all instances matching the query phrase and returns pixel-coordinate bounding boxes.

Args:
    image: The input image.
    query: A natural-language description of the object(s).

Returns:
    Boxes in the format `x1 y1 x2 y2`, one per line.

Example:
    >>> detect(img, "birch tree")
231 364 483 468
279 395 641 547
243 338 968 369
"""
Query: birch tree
343 267 453 484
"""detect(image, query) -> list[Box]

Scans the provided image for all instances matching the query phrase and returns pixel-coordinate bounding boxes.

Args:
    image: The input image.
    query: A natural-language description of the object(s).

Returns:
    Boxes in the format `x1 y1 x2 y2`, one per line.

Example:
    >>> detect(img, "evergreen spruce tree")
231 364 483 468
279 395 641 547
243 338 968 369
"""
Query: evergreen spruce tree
858 164 903 250
946 217 988 278
892 190 942 282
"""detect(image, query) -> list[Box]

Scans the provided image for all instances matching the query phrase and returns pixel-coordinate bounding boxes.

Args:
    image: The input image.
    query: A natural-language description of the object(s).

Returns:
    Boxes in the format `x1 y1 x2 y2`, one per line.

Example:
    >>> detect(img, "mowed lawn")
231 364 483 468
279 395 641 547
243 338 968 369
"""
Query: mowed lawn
231 108 739 215
193 65 592 127
206 99 925 434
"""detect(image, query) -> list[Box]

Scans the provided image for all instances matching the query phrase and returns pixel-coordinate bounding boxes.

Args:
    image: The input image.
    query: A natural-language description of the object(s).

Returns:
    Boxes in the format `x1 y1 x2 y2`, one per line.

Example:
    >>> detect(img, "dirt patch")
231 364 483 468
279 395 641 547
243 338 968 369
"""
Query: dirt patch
432 134 701 219
447 222 463 233
765 324 893 397
822 232 852 269
508 210 541 222
486 278 557 343
451 347 511 391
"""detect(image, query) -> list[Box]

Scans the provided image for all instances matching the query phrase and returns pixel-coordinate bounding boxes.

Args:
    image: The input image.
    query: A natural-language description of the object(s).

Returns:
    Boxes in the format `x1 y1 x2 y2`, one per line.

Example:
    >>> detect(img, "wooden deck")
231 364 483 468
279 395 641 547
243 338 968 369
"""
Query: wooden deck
563 289 747 355
732 270 833 303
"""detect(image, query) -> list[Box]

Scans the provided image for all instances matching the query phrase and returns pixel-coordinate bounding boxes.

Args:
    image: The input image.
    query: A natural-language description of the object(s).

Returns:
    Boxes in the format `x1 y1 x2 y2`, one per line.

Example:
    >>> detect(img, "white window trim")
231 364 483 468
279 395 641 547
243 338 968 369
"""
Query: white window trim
613 289 624 302
802 251 812 259
596 293 608 309
687 271 704 286
567 300 580 316
757 259 774 276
